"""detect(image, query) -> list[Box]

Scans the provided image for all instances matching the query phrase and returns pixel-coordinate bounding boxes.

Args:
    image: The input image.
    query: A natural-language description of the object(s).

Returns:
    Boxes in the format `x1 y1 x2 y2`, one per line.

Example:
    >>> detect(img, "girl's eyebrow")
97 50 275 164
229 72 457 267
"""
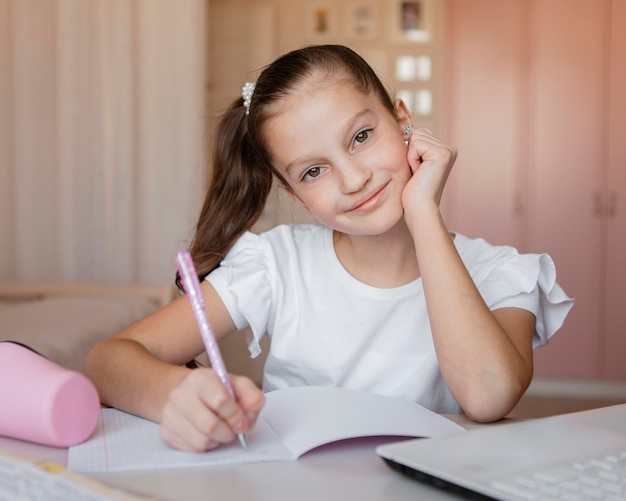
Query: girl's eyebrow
284 108 373 175
343 108 373 137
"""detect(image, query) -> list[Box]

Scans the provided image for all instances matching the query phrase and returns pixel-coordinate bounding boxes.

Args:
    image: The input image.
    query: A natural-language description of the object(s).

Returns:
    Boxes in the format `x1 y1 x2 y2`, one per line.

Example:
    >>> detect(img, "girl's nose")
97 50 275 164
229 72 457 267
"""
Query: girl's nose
338 159 371 194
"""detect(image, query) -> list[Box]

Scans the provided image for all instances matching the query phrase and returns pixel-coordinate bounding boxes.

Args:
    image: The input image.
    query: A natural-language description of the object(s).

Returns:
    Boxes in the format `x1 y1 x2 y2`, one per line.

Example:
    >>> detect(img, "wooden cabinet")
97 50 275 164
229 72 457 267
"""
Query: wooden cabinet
444 0 625 380
525 0 608 379
604 0 626 379
442 0 528 250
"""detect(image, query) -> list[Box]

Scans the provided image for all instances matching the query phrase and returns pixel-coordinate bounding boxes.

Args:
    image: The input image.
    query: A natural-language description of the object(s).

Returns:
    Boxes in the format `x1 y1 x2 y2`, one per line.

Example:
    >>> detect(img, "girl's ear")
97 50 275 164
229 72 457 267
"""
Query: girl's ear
393 99 412 131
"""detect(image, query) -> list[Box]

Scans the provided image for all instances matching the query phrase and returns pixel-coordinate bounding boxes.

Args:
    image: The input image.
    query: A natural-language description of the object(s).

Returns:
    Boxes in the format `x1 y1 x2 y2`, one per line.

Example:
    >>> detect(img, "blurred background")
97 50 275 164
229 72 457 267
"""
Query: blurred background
1 0 624 394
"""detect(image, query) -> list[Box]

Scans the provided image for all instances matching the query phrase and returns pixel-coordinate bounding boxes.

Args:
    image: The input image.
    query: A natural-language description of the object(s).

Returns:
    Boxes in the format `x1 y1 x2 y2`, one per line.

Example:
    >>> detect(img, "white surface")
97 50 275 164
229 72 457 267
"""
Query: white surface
0 416 483 501
89 437 463 501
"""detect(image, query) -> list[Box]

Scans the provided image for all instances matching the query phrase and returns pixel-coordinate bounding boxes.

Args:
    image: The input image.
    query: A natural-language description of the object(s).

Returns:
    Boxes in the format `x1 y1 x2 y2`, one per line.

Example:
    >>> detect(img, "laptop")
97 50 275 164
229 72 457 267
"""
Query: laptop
377 403 626 500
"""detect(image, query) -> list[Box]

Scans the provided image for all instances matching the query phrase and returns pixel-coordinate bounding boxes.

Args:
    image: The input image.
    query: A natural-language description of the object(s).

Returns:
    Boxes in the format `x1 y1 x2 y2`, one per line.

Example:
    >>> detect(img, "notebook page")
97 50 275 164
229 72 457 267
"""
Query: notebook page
68 409 294 473
69 387 466 473
262 386 466 458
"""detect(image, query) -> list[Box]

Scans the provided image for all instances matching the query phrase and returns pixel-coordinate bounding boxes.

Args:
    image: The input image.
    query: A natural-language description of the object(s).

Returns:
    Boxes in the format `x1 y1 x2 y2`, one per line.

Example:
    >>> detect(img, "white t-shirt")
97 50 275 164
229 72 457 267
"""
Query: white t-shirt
207 224 573 414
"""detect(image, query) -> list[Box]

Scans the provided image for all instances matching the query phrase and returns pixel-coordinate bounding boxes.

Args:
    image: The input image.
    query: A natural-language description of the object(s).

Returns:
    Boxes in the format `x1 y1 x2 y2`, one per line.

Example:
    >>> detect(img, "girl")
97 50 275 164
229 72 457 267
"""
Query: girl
84 45 573 453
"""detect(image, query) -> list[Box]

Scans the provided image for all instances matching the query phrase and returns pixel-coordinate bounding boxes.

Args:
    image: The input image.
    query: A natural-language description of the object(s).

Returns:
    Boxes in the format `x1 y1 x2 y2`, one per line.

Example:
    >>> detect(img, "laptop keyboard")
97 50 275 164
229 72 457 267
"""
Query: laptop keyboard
491 450 626 500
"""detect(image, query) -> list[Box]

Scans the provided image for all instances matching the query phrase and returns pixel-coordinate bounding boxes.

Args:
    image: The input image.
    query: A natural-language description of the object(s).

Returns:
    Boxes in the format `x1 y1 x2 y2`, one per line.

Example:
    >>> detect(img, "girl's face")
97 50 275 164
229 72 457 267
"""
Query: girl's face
265 76 412 236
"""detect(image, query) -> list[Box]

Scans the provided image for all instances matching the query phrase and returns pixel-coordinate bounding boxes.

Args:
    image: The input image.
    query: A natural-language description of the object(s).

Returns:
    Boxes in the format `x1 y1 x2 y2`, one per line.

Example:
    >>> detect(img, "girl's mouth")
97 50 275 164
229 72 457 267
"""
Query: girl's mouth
348 182 389 213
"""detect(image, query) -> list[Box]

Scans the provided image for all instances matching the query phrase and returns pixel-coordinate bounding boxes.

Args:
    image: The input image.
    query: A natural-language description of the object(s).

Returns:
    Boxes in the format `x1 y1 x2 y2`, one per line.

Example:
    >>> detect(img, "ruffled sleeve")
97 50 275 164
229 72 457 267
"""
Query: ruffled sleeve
205 232 273 358
457 235 575 349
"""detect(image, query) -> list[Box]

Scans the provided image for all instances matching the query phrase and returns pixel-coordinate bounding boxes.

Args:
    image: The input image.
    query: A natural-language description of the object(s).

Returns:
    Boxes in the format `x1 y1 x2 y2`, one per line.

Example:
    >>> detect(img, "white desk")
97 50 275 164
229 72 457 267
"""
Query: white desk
0 416 511 501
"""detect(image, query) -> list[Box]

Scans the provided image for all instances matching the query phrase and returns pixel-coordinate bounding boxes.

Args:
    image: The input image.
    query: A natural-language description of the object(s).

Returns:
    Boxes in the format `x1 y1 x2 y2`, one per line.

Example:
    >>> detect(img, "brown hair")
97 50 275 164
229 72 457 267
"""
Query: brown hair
176 45 395 290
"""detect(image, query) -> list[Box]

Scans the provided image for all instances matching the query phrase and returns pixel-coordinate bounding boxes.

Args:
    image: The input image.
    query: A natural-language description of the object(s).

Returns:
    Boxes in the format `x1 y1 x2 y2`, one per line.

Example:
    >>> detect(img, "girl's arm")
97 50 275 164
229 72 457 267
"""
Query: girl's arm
402 130 534 422
83 281 265 451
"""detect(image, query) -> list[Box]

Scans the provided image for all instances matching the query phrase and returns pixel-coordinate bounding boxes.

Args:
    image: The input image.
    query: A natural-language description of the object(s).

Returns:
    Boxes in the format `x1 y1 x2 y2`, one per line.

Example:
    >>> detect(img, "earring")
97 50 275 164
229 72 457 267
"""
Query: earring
403 124 413 136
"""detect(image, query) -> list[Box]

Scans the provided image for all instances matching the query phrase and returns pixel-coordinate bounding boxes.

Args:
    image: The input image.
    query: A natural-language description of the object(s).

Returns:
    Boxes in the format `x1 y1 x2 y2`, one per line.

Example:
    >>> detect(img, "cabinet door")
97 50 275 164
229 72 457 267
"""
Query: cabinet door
443 0 526 249
604 0 626 380
445 0 621 379
528 0 607 378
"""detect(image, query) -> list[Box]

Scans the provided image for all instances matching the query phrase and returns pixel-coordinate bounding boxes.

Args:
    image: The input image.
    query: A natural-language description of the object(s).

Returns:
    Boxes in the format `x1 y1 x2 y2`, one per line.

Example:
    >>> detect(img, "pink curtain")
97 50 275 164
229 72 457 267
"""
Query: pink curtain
0 0 207 284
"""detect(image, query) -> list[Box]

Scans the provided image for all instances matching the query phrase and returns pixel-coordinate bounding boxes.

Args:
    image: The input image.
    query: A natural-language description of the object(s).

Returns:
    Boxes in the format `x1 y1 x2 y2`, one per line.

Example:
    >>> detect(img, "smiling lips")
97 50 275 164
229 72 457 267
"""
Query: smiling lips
347 182 389 213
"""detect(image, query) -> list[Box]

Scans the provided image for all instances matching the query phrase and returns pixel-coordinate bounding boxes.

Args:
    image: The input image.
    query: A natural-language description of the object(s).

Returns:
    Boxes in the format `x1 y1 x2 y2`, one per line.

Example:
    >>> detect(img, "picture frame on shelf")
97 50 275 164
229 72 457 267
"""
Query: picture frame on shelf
306 2 338 40
390 0 432 44
345 0 379 40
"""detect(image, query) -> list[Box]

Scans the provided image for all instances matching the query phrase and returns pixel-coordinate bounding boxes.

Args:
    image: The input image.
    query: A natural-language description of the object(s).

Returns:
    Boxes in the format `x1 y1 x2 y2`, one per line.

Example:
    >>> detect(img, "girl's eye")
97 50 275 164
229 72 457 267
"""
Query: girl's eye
302 166 324 181
354 129 371 146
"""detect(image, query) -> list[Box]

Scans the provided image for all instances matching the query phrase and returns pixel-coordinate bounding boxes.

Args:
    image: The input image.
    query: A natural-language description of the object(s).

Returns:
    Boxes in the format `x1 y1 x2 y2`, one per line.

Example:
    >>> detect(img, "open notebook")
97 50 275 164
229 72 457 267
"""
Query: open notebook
377 403 626 500
69 386 465 473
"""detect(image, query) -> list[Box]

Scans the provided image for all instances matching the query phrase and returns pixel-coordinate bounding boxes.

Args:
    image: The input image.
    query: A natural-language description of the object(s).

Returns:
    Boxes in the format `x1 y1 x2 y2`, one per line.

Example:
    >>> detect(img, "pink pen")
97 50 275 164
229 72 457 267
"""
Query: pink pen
175 250 248 449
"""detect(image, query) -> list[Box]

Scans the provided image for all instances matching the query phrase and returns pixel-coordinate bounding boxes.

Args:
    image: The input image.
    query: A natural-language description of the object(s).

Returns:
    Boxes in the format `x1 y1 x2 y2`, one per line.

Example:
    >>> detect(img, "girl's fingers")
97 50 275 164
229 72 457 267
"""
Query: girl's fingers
402 129 458 209
160 403 230 452
407 129 457 168
230 374 266 425
159 369 266 452
159 369 244 451
195 372 265 437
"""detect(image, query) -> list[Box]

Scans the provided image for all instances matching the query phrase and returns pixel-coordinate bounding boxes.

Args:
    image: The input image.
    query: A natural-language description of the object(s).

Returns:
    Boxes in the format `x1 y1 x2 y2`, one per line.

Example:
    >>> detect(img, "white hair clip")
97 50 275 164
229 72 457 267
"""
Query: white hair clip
242 82 255 115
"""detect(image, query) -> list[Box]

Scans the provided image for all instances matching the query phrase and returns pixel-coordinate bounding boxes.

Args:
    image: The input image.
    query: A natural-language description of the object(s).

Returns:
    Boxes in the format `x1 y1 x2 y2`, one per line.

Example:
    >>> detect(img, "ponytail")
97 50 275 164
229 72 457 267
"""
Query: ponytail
176 99 273 290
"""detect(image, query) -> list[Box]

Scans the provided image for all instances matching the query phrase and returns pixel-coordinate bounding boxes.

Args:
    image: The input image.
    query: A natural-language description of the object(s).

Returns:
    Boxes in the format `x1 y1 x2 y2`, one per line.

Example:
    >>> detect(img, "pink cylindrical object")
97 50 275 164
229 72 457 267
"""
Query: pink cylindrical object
0 341 99 447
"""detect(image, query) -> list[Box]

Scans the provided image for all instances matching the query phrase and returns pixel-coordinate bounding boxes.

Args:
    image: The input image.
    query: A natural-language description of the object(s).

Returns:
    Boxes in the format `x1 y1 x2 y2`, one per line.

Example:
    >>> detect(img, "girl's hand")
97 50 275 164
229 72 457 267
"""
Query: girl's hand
401 128 458 218
159 368 265 452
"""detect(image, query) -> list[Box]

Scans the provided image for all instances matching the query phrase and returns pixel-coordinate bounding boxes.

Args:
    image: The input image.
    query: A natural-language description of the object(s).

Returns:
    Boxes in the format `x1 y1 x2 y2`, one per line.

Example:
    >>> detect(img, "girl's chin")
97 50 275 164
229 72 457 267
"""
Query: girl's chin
335 216 407 237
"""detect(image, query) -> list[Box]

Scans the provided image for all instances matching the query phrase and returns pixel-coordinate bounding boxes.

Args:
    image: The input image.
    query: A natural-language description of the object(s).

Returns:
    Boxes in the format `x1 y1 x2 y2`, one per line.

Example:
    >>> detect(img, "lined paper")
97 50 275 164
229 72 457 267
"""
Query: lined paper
69 386 465 473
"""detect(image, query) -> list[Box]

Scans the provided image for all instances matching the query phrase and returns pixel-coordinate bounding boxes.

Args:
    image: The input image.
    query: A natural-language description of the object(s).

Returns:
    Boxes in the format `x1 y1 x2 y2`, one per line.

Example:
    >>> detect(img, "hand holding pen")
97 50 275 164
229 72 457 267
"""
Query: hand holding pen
175 251 249 449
